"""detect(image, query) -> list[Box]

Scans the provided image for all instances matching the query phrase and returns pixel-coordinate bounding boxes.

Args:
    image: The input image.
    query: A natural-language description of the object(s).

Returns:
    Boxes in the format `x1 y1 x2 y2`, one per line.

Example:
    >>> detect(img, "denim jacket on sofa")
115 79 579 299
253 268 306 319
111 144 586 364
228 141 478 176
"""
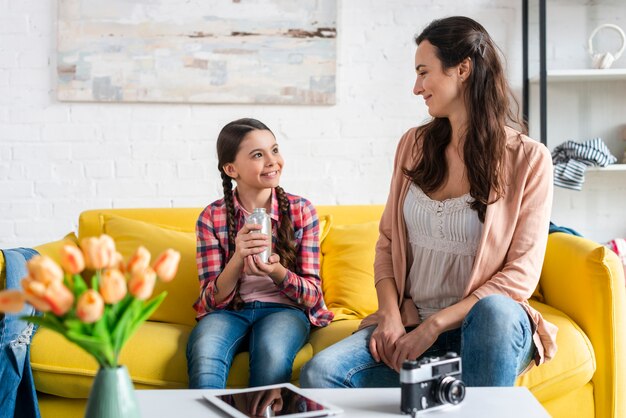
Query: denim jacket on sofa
0 248 41 418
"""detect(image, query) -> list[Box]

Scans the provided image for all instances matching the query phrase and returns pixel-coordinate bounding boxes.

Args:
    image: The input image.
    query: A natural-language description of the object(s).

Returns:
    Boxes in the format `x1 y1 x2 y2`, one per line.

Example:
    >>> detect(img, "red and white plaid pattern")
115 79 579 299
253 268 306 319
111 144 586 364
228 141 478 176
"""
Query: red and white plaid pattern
193 188 333 327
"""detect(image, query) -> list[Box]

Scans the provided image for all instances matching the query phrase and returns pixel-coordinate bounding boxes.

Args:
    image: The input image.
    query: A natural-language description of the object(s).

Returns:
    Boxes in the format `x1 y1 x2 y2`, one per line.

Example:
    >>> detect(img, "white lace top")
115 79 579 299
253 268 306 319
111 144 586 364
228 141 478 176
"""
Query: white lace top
403 183 483 322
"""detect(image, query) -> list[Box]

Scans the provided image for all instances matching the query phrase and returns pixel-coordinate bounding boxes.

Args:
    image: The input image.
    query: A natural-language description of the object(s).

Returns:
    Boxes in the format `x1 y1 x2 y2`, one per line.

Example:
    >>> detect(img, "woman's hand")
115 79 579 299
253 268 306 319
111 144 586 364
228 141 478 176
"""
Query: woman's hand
244 253 288 284
390 317 441 372
369 311 406 369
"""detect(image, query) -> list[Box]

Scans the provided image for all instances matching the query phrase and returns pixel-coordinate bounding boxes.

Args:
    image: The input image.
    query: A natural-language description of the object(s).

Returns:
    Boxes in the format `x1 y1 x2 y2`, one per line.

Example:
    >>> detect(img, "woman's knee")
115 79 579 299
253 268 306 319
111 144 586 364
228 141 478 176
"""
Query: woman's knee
300 328 376 388
300 351 337 388
463 295 531 348
465 295 526 328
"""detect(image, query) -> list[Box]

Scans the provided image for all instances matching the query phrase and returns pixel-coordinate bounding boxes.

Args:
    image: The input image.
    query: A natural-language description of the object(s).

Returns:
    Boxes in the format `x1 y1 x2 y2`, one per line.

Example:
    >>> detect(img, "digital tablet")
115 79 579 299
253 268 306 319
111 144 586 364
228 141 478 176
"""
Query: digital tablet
204 383 343 418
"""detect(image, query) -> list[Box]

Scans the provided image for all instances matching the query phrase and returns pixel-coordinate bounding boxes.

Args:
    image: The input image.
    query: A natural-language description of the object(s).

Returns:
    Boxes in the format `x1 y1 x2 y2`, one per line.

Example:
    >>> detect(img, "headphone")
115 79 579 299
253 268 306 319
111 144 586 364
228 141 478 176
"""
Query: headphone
587 23 626 69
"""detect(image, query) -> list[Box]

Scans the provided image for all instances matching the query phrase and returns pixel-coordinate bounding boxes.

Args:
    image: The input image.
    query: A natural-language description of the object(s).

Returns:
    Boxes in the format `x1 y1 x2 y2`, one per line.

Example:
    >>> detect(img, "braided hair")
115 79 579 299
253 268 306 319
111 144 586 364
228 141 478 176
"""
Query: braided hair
274 185 297 271
216 118 297 306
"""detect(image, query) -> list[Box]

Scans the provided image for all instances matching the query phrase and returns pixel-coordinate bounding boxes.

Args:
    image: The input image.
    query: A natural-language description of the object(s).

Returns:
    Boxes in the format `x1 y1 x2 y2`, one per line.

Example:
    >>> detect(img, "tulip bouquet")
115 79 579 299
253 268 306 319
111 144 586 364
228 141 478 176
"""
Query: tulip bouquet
0 235 181 368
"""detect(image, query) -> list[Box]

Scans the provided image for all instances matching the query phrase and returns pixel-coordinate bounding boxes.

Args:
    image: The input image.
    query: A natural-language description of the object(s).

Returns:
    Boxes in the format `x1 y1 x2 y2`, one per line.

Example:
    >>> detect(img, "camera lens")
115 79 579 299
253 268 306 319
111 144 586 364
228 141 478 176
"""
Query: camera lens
435 375 466 405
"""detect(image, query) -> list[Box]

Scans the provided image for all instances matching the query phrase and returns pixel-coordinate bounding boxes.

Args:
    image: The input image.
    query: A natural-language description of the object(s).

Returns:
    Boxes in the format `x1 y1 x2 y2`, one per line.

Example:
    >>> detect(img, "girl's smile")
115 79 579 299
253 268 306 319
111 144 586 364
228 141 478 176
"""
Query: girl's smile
223 129 284 192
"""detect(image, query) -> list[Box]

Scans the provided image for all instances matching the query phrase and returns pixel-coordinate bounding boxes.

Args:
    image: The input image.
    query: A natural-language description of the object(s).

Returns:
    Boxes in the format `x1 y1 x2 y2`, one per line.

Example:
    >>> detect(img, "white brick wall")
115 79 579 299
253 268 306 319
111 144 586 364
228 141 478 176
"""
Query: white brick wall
1 0 625 248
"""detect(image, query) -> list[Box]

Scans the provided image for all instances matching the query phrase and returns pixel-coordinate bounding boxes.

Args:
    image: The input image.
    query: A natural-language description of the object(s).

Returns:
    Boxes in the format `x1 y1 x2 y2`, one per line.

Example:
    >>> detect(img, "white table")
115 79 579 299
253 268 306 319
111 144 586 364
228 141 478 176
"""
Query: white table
136 387 550 418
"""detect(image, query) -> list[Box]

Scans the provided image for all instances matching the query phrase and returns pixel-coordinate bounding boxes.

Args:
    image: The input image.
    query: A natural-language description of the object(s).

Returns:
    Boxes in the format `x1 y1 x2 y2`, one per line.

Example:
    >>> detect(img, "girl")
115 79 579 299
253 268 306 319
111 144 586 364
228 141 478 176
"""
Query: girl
187 118 333 389
301 16 557 388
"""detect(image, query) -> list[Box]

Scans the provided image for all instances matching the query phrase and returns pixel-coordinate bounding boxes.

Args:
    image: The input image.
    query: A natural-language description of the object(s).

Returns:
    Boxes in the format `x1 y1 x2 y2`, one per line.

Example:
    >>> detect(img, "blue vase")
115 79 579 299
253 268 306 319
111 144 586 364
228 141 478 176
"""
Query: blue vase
84 365 140 418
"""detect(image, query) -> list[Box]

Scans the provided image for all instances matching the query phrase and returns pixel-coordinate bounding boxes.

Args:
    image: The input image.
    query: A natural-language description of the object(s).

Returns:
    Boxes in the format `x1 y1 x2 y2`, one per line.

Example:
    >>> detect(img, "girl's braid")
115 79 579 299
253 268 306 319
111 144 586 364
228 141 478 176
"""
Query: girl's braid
274 186 297 272
221 172 244 310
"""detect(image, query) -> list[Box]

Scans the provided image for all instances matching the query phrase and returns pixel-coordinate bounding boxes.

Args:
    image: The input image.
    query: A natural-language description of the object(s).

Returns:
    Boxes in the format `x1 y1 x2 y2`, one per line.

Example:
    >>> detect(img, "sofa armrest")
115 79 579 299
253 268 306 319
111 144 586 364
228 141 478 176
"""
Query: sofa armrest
1 233 75 290
540 232 625 418
33 232 79 265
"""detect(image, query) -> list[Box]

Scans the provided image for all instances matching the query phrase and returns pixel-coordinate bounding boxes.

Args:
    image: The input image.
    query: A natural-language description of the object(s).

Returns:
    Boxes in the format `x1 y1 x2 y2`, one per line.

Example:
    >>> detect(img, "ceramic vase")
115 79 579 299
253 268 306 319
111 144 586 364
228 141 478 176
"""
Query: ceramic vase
84 365 140 418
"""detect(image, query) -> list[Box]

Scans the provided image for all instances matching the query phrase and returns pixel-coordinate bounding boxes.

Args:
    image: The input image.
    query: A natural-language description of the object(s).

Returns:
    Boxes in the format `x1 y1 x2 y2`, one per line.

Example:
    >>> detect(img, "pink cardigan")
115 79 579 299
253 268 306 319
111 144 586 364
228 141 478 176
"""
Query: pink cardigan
359 126 558 365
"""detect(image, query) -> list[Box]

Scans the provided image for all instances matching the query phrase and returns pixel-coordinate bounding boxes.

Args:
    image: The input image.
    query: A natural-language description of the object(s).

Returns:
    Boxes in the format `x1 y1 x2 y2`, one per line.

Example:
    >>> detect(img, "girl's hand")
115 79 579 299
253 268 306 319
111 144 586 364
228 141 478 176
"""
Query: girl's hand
369 312 405 369
244 254 288 284
234 224 270 263
390 318 440 372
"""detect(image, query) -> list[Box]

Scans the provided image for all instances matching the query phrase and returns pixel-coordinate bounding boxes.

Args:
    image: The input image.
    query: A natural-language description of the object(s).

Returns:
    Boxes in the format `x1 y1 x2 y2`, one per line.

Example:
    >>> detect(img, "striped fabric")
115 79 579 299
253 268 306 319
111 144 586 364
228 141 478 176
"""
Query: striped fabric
552 137 617 190
193 188 333 327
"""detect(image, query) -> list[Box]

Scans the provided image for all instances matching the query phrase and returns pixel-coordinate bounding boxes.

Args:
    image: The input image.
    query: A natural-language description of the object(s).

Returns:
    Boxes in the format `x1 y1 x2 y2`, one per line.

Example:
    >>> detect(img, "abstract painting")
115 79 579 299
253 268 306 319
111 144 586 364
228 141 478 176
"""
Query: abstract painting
57 0 336 104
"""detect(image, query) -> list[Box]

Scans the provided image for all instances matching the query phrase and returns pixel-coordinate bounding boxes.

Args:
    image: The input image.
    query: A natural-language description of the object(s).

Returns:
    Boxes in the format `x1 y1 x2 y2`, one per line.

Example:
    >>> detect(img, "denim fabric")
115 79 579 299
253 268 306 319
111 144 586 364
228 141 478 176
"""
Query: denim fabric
300 295 535 388
0 248 40 418
186 301 310 389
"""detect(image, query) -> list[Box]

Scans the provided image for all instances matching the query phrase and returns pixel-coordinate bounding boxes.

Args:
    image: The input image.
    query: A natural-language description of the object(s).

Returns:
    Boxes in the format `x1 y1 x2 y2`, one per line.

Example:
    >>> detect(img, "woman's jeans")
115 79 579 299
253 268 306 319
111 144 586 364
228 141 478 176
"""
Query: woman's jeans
300 295 535 388
186 301 310 389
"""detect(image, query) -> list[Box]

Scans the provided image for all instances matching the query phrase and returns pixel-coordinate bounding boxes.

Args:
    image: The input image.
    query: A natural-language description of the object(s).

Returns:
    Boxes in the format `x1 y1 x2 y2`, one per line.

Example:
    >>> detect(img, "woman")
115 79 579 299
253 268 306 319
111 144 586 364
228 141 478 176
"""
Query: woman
301 16 557 388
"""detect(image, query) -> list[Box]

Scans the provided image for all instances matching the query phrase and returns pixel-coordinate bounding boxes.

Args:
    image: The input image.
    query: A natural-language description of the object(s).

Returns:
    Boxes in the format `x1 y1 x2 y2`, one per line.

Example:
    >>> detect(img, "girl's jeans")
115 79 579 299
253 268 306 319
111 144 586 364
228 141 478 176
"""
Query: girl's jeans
300 294 535 388
186 301 310 389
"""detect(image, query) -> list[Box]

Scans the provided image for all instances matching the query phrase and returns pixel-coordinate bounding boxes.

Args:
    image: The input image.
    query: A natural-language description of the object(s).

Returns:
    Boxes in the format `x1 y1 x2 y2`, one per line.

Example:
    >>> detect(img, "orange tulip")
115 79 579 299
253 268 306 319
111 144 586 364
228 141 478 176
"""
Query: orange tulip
100 234 116 262
100 268 127 304
27 255 63 285
76 289 104 323
60 244 85 274
81 235 116 270
44 281 75 316
23 293 52 312
21 278 52 312
128 267 156 301
108 251 125 272
127 246 151 275
152 249 181 283
0 290 26 313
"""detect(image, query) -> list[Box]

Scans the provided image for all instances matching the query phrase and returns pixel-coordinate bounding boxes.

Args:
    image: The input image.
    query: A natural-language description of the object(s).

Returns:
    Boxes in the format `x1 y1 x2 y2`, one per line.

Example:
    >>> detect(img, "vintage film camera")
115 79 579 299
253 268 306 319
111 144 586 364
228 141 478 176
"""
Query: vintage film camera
400 352 466 416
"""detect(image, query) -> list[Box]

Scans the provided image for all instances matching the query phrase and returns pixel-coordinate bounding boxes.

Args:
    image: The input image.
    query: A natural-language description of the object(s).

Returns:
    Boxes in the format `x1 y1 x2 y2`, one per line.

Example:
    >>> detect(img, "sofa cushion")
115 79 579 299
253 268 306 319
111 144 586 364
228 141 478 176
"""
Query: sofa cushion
33 232 79 265
318 215 332 242
308 319 361 354
102 214 198 327
31 321 314 396
31 322 191 397
317 214 332 266
517 300 595 402
321 221 379 320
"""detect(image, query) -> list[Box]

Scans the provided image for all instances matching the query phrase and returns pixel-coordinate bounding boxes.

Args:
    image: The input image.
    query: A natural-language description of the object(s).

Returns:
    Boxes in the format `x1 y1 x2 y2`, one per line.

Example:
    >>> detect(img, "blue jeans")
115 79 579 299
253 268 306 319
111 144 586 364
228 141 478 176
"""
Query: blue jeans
186 301 310 389
0 248 41 418
300 295 535 388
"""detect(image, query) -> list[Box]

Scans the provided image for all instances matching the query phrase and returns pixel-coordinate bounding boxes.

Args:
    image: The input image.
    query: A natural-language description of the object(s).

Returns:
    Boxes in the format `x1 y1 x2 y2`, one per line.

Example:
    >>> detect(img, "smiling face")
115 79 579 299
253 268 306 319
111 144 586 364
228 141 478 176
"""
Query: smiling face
223 129 284 192
413 40 466 119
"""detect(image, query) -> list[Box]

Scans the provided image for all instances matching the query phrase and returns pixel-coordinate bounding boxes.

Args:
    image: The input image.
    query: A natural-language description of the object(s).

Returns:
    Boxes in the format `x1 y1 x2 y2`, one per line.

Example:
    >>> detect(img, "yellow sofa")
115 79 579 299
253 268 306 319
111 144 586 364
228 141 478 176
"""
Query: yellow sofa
2 205 622 418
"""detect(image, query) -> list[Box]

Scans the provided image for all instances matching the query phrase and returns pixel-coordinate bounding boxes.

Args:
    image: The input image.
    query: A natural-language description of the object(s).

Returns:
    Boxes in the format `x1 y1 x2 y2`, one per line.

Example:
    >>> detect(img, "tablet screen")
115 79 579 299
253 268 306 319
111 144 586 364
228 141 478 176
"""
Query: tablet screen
213 385 331 417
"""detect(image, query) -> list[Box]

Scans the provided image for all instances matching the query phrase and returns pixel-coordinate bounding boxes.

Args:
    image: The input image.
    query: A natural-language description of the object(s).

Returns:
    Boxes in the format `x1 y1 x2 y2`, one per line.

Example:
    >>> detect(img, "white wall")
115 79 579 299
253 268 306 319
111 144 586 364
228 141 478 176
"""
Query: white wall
3 0 625 248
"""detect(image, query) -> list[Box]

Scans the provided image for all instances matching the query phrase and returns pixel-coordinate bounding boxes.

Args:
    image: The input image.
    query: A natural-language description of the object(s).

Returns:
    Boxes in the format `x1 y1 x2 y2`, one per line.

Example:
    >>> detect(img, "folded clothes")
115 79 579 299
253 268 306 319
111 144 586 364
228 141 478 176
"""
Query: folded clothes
549 221 582 237
552 137 617 191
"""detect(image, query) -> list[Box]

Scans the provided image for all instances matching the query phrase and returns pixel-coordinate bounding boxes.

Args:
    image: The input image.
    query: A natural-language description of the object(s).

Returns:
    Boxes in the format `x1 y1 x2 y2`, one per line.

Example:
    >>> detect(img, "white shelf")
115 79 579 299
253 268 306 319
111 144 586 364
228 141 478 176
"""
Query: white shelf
530 69 626 82
586 164 626 172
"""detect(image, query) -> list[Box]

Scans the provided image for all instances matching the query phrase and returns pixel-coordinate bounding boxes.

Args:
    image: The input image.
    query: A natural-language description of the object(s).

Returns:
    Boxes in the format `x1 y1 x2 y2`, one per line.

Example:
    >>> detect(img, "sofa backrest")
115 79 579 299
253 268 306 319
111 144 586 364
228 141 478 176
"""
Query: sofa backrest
78 205 385 238
76 205 385 327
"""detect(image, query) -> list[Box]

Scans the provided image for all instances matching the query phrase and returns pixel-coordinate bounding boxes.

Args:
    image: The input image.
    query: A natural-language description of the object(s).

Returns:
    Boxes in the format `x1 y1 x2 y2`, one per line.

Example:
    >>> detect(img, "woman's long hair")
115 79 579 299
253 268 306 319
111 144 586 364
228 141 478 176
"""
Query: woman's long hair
404 16 524 222
217 118 297 272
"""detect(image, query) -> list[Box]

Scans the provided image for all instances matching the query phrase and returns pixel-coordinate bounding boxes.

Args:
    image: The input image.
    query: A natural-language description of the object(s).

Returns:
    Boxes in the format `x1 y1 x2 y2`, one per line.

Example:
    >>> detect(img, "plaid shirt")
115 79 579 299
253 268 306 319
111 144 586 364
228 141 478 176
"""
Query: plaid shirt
193 188 333 327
